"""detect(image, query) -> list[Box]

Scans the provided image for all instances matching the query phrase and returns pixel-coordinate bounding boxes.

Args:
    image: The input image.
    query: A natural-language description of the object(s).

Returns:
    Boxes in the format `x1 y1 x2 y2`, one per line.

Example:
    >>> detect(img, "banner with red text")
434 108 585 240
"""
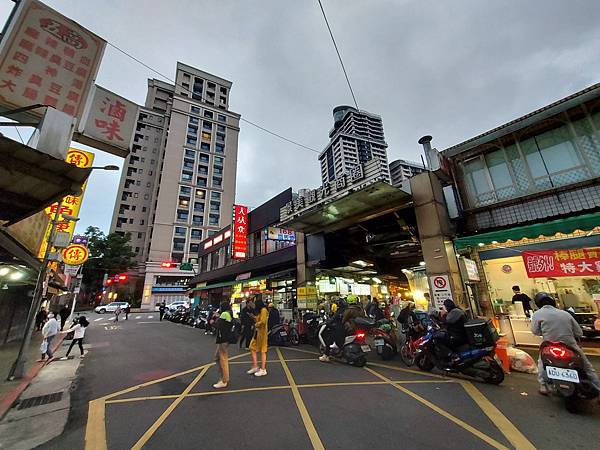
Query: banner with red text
522 248 600 278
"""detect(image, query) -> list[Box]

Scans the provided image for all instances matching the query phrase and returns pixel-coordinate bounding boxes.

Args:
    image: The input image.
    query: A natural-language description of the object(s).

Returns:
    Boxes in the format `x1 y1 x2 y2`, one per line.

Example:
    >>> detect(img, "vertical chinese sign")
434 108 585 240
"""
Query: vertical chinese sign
38 147 94 258
231 205 248 259
0 0 105 121
522 248 600 278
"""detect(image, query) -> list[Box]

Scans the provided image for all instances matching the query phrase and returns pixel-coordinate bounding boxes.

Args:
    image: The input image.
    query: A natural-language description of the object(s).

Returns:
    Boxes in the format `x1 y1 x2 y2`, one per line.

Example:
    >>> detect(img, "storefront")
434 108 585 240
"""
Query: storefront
455 212 600 346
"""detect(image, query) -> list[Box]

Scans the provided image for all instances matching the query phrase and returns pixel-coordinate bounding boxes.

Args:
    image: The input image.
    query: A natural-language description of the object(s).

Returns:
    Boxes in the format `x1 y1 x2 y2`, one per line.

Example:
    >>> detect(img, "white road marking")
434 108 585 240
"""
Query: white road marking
135 316 141 319
147 315 154 319
94 318 103 322
138 321 161 324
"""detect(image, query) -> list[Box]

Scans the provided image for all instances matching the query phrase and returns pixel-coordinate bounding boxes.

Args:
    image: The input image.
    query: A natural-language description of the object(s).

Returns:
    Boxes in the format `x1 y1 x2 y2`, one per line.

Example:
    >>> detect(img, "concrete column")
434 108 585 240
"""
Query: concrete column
295 232 315 288
410 172 466 310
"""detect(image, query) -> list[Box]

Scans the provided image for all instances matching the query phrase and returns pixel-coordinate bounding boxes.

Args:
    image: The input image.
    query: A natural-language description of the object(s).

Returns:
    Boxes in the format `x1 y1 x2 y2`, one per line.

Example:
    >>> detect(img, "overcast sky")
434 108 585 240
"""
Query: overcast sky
2 0 600 234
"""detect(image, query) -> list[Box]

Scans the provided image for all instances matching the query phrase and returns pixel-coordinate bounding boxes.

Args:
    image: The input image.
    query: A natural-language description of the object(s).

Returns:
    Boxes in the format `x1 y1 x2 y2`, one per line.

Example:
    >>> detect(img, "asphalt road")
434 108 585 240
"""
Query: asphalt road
39 313 600 450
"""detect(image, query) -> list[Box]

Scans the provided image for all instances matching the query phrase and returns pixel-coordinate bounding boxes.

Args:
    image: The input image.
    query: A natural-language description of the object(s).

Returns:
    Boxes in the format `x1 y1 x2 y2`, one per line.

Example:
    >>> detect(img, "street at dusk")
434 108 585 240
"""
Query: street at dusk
1 1 600 449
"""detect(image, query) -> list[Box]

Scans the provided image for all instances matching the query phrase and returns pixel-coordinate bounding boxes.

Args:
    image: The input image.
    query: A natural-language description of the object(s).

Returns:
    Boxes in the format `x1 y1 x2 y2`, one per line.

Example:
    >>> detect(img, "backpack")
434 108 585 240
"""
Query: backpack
229 318 241 344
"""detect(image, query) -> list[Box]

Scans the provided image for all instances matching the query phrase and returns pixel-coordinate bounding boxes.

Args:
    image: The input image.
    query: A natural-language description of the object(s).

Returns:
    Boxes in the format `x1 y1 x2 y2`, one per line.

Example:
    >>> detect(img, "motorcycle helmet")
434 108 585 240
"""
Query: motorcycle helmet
346 295 358 305
534 292 556 309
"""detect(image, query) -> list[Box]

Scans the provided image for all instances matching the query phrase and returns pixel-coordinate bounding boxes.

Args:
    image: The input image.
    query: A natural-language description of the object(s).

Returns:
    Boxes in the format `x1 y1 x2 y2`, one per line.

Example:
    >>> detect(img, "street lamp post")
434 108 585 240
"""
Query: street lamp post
7 213 79 380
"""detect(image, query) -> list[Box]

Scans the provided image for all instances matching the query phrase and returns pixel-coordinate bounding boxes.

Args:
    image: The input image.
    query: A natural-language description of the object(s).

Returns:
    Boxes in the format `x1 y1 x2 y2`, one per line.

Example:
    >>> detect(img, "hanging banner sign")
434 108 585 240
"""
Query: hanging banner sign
522 248 600 278
0 0 105 121
231 204 248 259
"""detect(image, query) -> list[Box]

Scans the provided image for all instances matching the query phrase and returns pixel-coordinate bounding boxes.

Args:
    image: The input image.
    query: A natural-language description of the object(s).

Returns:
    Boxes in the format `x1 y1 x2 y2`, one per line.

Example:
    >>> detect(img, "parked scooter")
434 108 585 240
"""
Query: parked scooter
415 318 504 384
268 320 300 346
372 319 398 360
539 340 599 413
301 310 327 346
318 316 374 367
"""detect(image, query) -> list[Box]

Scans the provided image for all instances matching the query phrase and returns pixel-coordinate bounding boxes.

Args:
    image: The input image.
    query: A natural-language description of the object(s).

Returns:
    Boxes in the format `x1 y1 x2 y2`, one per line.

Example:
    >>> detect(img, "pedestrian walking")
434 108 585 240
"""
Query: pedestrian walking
239 299 254 349
35 307 47 331
213 301 234 389
114 306 121 322
61 316 89 358
247 299 268 377
159 302 166 321
39 313 59 361
59 306 70 331
124 304 131 320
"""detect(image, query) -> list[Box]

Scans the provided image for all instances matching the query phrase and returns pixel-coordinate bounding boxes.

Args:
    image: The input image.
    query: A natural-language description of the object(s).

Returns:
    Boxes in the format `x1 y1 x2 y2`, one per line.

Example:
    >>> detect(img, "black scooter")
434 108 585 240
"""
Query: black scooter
539 340 599 413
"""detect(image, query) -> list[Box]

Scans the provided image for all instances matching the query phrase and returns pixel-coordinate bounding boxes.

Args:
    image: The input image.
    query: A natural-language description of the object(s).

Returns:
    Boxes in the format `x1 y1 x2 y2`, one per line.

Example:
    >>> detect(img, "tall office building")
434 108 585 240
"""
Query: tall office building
389 159 425 187
110 62 240 310
318 106 390 184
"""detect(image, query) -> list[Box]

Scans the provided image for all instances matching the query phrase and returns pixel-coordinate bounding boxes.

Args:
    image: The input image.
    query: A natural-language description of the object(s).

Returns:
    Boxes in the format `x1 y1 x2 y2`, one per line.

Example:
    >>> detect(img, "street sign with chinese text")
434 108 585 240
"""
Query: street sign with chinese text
62 243 88 265
64 264 80 276
429 275 453 309
38 147 94 257
0 0 105 121
76 84 138 154
231 205 248 259
522 248 600 278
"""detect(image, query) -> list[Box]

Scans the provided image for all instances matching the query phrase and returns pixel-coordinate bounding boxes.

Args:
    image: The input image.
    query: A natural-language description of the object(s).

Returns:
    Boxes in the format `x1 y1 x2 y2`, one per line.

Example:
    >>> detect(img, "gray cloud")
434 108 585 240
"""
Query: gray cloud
2 0 600 231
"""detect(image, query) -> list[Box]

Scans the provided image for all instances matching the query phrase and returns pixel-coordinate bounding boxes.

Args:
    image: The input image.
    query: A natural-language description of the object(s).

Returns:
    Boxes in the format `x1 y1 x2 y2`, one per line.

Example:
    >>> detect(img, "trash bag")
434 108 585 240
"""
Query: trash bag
506 346 538 374
40 339 48 354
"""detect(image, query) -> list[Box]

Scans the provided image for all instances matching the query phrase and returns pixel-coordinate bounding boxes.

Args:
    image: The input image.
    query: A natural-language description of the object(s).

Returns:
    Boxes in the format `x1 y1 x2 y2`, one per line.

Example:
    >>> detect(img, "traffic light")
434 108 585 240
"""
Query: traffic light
161 261 177 269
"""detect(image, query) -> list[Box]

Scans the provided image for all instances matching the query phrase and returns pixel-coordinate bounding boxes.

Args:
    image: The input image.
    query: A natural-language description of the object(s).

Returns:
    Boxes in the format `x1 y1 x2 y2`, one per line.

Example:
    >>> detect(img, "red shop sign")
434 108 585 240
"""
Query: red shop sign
522 248 600 278
231 204 248 259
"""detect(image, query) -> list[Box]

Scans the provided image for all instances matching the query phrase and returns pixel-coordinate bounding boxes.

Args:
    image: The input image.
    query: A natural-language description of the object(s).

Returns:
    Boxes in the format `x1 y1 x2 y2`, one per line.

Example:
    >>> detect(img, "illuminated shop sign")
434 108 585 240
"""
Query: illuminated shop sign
231 205 248 259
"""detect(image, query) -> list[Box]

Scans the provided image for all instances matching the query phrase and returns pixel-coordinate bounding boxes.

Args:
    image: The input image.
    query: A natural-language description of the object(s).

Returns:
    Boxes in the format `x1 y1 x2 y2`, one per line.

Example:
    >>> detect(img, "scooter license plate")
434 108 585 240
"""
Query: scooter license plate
374 339 384 346
280 331 287 336
361 345 371 352
546 366 579 383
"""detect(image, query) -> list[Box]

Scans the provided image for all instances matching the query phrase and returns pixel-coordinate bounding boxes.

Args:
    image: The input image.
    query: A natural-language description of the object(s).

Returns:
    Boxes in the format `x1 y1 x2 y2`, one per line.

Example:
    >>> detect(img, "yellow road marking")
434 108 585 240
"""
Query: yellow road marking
277 348 325 450
365 367 510 450
228 357 315 365
460 381 536 450
368 361 448 379
131 365 211 450
281 347 320 356
85 399 107 450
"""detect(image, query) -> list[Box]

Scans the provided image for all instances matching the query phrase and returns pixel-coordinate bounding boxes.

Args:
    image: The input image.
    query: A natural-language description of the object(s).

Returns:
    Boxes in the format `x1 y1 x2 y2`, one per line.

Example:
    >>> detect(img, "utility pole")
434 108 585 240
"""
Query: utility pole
7 213 78 380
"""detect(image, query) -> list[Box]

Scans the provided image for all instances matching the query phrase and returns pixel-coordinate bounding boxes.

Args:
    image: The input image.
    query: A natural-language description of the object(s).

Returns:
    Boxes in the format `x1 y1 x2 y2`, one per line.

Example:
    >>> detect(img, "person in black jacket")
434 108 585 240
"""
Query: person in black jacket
213 301 234 389
267 303 280 330
239 300 254 349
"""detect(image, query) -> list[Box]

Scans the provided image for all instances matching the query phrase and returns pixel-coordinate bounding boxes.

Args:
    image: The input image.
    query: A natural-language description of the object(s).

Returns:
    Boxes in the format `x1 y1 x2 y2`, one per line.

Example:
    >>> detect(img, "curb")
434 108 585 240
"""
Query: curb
0 333 67 420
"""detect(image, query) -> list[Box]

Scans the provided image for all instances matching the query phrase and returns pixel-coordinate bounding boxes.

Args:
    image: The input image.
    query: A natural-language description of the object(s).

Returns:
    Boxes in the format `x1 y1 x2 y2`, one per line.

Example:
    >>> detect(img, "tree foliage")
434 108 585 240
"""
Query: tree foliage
81 226 137 296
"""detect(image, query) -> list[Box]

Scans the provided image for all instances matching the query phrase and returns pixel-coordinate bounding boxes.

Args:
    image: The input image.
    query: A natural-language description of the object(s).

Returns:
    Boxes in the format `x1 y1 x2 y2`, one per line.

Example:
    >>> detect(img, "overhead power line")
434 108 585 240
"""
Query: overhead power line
316 0 359 110
106 41 320 154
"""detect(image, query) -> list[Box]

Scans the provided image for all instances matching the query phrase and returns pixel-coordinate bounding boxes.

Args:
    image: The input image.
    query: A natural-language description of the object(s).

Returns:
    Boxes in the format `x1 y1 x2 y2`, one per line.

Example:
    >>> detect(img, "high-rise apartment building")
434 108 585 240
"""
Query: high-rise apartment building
110 62 240 310
318 106 390 184
389 159 425 187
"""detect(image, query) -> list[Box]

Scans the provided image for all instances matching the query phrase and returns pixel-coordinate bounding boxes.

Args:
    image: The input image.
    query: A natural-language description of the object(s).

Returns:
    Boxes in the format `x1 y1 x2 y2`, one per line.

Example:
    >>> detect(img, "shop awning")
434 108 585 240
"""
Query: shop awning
280 181 412 234
454 212 600 249
0 136 91 224
191 275 267 292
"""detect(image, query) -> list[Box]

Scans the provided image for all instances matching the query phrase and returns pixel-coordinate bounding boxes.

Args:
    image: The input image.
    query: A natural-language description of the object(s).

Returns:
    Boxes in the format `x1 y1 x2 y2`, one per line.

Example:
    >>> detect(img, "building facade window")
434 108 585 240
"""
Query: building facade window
175 227 186 236
176 210 189 221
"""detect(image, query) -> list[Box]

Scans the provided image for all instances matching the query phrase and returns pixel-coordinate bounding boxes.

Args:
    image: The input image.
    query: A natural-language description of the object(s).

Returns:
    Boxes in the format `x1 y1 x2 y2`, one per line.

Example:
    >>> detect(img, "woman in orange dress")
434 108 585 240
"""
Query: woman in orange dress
247 299 269 377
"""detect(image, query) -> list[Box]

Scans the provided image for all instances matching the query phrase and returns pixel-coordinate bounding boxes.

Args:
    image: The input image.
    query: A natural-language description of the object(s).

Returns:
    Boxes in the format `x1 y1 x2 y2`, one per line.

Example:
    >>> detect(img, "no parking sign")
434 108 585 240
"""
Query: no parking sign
429 275 453 309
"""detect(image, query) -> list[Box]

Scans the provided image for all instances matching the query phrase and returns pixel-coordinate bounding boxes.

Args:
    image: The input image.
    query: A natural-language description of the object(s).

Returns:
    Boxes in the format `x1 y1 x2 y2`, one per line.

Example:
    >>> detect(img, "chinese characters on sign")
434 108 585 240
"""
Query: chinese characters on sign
38 147 94 258
522 248 600 278
0 0 105 120
231 205 248 259
78 85 138 151
280 164 366 221
62 243 89 265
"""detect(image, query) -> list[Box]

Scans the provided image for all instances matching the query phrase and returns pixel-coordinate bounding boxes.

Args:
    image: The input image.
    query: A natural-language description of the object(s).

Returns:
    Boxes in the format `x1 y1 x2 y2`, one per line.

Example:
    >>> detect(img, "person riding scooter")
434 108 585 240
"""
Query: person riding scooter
319 298 348 362
432 299 467 364
531 292 600 395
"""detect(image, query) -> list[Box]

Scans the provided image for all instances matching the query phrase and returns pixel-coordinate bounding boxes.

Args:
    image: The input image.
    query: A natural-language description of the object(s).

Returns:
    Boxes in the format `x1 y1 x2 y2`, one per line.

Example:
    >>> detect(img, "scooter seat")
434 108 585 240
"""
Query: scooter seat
354 317 376 328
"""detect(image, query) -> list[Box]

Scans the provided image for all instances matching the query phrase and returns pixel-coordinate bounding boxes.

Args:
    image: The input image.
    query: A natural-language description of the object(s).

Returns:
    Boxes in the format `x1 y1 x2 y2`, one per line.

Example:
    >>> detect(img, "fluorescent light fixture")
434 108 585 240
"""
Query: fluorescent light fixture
491 240 498 244
0 267 10 276
419 261 426 266
372 277 382 284
351 260 371 267
9 271 24 280
478 242 485 247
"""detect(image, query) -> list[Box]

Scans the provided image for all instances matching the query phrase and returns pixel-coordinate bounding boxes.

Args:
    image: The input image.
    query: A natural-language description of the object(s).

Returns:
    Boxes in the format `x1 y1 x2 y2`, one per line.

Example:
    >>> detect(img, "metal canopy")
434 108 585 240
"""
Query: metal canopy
0 136 91 224
280 181 412 234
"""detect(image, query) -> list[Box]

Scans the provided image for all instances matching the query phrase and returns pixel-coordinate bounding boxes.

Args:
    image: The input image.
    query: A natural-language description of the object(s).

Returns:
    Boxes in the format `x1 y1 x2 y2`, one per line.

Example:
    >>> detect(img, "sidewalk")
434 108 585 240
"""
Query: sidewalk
0 339 83 449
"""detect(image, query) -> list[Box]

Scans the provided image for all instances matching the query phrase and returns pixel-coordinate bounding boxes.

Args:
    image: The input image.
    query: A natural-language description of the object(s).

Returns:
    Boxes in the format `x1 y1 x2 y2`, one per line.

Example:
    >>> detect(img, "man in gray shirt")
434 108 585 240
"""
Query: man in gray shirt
531 293 600 394
41 313 59 361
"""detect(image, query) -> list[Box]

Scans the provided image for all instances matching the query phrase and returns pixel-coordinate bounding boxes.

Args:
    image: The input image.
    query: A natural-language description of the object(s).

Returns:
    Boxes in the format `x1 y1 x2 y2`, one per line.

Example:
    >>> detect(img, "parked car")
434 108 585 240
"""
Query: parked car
95 302 130 314
166 301 190 311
